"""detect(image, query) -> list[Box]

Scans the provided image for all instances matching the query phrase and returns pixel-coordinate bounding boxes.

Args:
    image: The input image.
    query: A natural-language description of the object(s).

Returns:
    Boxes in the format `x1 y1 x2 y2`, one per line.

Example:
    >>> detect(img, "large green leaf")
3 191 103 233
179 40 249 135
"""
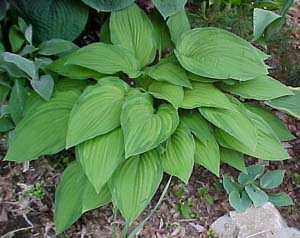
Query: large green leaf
121 92 179 158
81 0 134 12
10 0 89 42
181 82 235 110
148 81 184 109
67 78 129 147
110 3 156 68
175 28 269 81
194 134 220 176
266 87 300 119
145 59 192 88
220 147 246 173
55 161 111 234
245 103 294 141
66 43 141 78
110 149 163 225
4 90 80 162
220 75 293 100
162 122 195 183
76 128 124 193
167 9 190 45
152 0 187 19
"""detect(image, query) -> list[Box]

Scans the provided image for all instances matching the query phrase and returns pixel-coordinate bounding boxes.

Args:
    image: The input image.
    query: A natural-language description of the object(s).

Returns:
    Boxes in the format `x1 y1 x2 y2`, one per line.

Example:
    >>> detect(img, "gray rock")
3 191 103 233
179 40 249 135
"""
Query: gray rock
273 228 300 238
210 214 239 238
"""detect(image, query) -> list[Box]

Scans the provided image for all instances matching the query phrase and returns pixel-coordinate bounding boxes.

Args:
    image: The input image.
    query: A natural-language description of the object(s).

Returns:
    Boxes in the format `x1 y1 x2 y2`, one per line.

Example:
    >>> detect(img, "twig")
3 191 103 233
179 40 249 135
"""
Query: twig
0 227 32 238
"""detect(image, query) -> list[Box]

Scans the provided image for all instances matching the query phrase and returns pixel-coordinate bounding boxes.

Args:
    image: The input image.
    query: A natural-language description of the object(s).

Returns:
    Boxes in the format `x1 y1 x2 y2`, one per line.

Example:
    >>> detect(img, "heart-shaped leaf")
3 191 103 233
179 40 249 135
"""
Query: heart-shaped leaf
31 75 54 101
229 191 251 213
121 92 179 158
81 0 134 12
245 184 269 207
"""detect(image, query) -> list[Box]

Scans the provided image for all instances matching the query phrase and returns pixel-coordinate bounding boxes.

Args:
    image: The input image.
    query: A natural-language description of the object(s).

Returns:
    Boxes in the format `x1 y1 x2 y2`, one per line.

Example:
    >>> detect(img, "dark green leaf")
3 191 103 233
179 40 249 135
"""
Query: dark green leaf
81 0 134 12
0 117 14 132
9 25 24 52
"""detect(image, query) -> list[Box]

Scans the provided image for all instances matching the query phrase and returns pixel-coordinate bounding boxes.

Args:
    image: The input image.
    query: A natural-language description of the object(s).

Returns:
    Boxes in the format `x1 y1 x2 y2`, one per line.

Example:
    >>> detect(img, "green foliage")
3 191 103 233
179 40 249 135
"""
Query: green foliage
2 2 297 236
223 165 294 212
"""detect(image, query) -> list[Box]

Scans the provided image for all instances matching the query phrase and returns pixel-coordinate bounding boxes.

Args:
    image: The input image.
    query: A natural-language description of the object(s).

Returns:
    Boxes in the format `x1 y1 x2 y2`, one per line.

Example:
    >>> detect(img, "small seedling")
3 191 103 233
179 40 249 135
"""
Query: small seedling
25 180 46 199
176 188 194 218
292 173 300 188
197 187 213 206
223 165 294 212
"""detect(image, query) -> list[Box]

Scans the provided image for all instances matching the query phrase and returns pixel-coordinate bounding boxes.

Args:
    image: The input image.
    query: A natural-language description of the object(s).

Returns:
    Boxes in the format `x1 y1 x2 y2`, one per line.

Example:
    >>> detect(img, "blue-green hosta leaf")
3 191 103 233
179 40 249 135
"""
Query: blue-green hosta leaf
152 0 187 19
245 184 269 207
266 87 300 119
245 104 294 141
31 75 54 101
145 59 192 88
66 43 141 78
180 111 211 145
194 134 220 176
162 123 195 183
121 92 179 158
220 75 293 100
238 165 265 186
81 0 134 12
223 175 241 194
10 0 89 42
48 54 105 80
110 3 156 68
269 193 294 207
260 170 285 189
38 39 78 56
110 149 163 225
181 82 235 110
229 191 251 213
76 128 124 193
4 90 80 162
67 78 129 147
220 147 246 173
216 112 290 161
148 81 184 108
167 9 190 45
55 161 111 234
175 27 269 81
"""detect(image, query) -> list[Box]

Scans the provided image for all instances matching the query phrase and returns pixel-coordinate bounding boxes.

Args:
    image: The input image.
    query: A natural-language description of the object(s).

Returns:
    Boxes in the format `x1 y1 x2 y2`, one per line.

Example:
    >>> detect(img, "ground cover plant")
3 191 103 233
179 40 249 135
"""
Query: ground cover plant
1 1 300 237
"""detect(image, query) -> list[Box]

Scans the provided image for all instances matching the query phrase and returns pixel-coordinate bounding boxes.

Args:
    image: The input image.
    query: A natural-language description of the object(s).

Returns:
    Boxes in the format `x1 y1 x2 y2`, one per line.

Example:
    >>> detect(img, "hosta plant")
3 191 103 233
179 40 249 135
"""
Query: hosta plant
3 3 298 235
223 165 294 213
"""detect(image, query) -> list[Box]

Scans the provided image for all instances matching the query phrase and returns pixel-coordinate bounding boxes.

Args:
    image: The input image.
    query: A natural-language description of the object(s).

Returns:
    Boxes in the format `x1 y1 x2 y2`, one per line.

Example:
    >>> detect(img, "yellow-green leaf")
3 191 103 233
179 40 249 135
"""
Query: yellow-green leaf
220 147 247 173
167 9 190 45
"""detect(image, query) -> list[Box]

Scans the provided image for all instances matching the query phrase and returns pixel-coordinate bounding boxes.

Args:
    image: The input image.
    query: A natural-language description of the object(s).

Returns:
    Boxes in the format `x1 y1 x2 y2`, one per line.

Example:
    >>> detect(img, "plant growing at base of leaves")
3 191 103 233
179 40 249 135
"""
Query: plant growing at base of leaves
3 2 299 235
223 165 294 212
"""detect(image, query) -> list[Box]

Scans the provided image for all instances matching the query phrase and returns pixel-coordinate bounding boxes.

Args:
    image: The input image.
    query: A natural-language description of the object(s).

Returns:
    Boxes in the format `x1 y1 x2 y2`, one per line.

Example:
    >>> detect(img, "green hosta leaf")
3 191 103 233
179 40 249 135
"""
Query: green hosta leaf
223 176 241 194
266 87 300 119
238 165 265 186
162 123 195 183
229 191 251 213
152 0 187 19
182 82 234 110
269 193 294 207
99 19 111 44
175 28 268 80
180 111 211 145
216 111 289 161
220 75 293 100
48 54 105 80
260 170 285 189
245 104 294 141
167 9 190 45
55 161 111 234
110 4 156 68
245 184 269 207
9 25 25 52
8 79 27 124
76 128 124 193
67 78 129 147
194 134 220 176
110 149 163 225
38 39 78 56
4 90 80 162
66 43 141 78
121 92 179 158
148 81 184 108
81 0 134 12
146 59 192 88
253 8 281 41
55 78 87 92
10 0 89 42
188 73 220 83
31 75 54 101
220 147 246 173
0 117 14 132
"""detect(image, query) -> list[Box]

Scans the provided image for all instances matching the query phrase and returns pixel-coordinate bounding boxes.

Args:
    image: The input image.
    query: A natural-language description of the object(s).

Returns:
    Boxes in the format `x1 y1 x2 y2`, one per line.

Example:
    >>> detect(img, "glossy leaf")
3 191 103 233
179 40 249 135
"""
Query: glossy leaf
229 191 251 213
38 39 78 56
260 170 285 189
55 161 111 234
31 75 54 101
162 123 195 183
121 92 179 158
81 0 134 12
220 147 246 173
67 78 129 147
238 165 265 186
110 150 163 225
269 193 294 207
245 184 269 207
4 90 80 162
175 27 269 81
167 9 190 45
152 0 187 19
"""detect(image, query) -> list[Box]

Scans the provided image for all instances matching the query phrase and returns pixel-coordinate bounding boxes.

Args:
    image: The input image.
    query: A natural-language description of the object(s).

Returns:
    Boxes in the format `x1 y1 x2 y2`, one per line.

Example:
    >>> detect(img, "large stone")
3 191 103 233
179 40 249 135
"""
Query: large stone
273 228 300 238
210 214 239 238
